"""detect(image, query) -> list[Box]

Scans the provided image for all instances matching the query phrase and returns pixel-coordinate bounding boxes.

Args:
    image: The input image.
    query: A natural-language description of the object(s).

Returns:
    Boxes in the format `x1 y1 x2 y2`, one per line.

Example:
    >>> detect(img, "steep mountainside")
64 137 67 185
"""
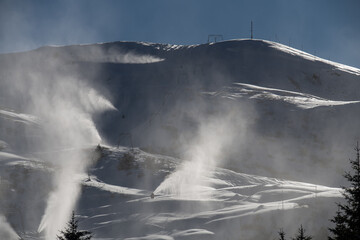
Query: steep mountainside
0 39 359 239
0 146 342 239
1 39 359 184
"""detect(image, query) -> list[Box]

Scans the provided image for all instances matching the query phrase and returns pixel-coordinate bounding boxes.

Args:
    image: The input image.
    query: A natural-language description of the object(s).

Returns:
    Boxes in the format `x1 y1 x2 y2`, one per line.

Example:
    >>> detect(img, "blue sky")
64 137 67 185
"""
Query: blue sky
1 0 359 68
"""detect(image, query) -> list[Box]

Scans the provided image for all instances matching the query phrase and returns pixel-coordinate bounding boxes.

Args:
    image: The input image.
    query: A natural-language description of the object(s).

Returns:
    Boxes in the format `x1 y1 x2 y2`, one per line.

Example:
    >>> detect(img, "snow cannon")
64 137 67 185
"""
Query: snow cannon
150 192 155 199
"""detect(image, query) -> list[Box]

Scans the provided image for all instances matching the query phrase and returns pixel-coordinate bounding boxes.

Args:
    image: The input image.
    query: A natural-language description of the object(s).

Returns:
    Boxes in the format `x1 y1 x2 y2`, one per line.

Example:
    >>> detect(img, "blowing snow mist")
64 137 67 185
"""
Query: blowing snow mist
0 215 20 240
35 78 116 239
154 107 247 199
1 50 117 239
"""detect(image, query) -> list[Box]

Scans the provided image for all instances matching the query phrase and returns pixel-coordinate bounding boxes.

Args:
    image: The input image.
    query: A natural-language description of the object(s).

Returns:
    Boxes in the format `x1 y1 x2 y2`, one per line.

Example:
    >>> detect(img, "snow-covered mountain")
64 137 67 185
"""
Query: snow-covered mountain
0 39 359 239
0 146 342 239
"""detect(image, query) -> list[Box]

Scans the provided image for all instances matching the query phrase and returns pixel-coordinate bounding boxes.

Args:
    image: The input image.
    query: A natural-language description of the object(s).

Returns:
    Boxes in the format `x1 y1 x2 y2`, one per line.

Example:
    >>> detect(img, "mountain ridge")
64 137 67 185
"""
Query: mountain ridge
0 38 359 239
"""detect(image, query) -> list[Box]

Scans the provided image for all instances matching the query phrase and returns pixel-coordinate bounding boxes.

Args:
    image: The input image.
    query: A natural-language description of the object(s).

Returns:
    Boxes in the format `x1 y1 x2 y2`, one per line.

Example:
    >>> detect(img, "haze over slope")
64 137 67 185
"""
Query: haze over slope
2 39 358 183
0 39 359 239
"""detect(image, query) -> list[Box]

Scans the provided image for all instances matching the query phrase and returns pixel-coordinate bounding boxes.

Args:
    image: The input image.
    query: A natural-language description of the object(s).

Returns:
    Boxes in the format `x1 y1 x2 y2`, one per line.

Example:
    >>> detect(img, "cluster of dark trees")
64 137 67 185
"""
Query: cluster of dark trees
278 143 360 240
278 225 312 240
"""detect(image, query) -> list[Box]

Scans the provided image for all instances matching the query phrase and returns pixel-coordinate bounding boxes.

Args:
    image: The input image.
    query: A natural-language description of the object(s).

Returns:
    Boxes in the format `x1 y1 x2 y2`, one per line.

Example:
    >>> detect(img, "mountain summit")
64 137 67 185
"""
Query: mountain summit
0 39 359 239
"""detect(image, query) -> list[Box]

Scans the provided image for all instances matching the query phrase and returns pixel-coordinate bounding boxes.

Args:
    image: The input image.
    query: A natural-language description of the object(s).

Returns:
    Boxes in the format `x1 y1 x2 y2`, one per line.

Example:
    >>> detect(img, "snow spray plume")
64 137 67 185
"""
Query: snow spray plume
0 215 20 240
3 52 116 240
73 44 164 64
154 105 247 199
34 77 116 240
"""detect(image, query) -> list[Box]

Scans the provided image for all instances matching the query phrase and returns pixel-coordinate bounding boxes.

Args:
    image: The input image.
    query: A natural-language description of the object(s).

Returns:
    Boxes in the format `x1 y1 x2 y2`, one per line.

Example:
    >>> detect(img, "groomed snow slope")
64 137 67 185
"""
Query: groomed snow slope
0 39 359 239
0 146 343 239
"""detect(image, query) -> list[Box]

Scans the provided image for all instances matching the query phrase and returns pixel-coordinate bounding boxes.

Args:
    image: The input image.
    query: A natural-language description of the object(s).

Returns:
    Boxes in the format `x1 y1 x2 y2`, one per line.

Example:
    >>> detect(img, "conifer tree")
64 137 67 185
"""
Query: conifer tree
292 225 312 240
57 211 92 240
329 142 360 240
328 207 350 239
278 228 286 240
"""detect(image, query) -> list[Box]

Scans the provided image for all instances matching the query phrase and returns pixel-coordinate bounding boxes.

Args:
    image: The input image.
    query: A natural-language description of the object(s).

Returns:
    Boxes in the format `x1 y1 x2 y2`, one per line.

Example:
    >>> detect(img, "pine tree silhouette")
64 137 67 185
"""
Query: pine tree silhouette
329 142 360 240
57 211 92 240
292 225 312 240
278 228 286 240
328 207 350 239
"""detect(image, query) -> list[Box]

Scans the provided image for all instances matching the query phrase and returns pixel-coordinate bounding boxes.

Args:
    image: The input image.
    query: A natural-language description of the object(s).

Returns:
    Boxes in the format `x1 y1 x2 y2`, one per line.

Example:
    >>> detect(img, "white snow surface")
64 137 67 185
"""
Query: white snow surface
0 146 343 239
0 138 342 240
1 38 360 239
206 82 360 109
74 147 341 240
266 40 360 76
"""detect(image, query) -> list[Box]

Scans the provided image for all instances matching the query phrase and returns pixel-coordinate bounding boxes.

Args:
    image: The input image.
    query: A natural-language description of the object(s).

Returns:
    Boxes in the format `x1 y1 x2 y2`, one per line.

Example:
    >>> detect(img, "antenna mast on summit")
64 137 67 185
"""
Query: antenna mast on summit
251 21 253 39
208 34 223 43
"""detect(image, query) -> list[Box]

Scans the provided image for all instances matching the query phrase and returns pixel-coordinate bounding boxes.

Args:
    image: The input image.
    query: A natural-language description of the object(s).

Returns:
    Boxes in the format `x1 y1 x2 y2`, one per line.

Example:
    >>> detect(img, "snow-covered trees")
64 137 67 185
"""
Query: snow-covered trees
57 211 92 240
329 143 360 240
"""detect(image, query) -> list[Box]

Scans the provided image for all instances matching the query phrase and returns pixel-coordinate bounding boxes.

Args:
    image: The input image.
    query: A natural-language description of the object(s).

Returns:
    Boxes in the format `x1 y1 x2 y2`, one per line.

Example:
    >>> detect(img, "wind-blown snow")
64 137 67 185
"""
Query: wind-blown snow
0 109 39 125
266 40 360 76
80 49 164 64
74 147 342 240
0 143 344 239
83 178 150 196
206 82 360 109
0 215 20 240
1 38 359 239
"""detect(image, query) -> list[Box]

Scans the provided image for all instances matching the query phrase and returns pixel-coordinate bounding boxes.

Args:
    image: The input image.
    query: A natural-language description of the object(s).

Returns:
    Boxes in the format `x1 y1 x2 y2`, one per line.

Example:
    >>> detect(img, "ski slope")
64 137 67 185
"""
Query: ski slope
0 39 359 239
0 146 342 239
